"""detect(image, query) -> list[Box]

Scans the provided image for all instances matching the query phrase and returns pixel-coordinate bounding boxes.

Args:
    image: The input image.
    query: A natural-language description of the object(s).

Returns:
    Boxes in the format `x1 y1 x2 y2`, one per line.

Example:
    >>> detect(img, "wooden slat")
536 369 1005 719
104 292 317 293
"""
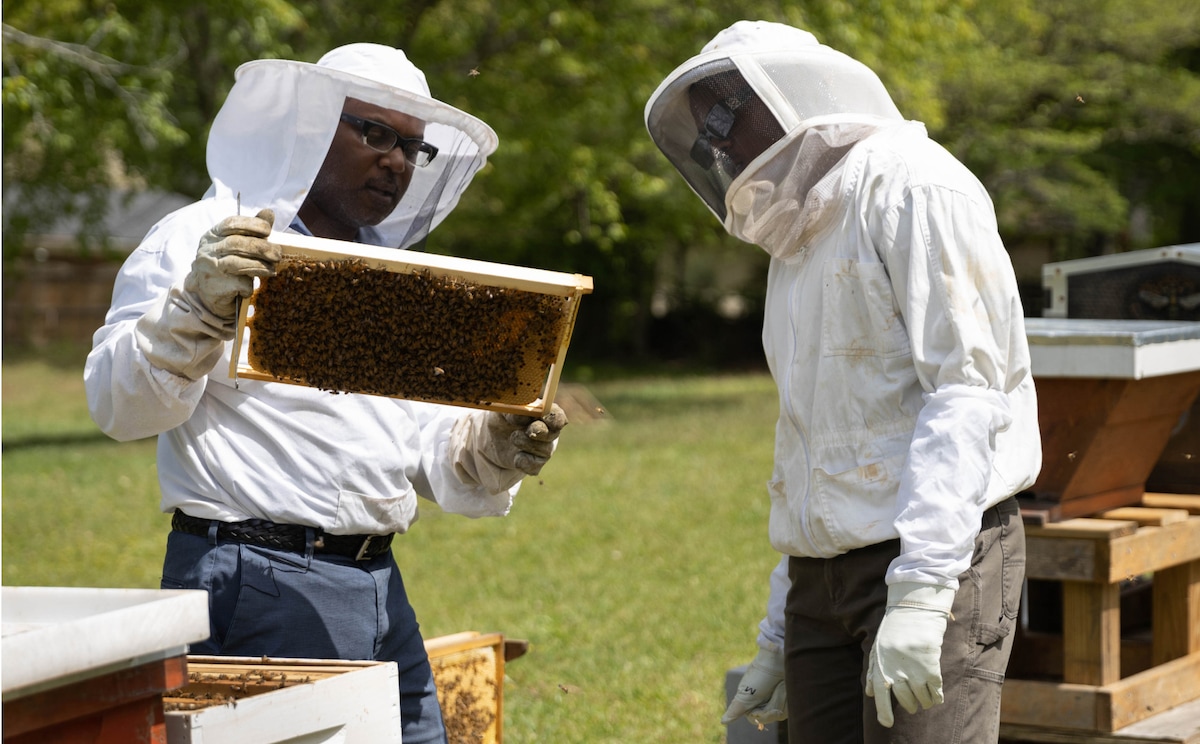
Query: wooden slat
1106 652 1200 731
1028 518 1141 540
1153 560 1200 665
1109 519 1200 582
1143 493 1200 514
1001 679 1108 730
1063 581 1122 685
1002 653 1200 733
425 631 504 658
1096 507 1190 526
1000 697 1200 742
268 233 593 296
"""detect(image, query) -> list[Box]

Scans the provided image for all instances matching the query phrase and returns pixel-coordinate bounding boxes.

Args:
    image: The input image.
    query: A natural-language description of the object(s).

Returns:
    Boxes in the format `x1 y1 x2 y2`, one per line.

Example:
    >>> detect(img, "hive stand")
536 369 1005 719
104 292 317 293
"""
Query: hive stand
1000 496 1200 737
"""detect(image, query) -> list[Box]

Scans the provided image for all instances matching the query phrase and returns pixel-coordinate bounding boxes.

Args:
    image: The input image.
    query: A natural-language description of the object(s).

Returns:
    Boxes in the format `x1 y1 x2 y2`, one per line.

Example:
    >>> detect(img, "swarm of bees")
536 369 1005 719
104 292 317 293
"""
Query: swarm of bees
246 257 571 405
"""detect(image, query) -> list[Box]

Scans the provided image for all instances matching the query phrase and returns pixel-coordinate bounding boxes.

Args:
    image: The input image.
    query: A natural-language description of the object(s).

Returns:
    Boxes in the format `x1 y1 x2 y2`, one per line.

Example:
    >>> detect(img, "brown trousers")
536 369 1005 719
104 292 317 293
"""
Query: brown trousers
784 497 1024 744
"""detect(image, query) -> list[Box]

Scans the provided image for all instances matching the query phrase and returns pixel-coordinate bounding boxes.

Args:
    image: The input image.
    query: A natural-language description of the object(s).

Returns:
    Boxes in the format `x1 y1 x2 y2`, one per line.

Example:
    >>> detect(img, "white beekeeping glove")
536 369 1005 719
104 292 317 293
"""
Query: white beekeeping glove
135 210 278 379
865 581 955 727
450 405 568 492
721 647 787 726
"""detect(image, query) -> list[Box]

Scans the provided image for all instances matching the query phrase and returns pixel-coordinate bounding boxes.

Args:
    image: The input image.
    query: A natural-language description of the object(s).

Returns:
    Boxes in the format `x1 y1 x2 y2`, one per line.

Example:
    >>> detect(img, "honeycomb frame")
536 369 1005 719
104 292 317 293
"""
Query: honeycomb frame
230 233 592 416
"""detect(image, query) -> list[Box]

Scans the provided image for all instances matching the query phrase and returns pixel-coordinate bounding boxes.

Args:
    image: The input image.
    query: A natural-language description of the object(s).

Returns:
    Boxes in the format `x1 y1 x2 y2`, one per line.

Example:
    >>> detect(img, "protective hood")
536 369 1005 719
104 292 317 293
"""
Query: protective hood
644 20 903 226
206 43 499 249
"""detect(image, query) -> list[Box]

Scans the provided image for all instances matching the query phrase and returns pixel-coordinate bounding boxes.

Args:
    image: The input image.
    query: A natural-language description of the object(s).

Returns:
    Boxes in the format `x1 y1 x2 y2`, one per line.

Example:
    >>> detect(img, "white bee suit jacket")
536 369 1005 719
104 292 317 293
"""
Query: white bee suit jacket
84 44 514 535
645 20 1041 593
761 120 1041 588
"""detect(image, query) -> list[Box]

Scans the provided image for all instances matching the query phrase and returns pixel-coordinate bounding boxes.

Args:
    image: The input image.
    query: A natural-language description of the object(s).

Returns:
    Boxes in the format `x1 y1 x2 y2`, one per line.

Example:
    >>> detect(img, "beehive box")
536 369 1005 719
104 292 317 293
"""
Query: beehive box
426 632 510 744
1022 318 1200 521
230 233 593 416
163 656 401 743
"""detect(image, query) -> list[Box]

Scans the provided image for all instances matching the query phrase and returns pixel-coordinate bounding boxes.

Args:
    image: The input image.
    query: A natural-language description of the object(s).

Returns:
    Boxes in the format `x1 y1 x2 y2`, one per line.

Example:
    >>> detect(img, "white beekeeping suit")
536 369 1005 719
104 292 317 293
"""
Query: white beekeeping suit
84 43 569 744
646 20 1040 736
86 44 530 534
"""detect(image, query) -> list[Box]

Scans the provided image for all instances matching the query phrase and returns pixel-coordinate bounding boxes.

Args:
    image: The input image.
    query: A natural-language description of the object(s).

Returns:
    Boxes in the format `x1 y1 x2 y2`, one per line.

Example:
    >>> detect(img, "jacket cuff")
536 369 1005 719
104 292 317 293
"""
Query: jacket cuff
886 581 955 614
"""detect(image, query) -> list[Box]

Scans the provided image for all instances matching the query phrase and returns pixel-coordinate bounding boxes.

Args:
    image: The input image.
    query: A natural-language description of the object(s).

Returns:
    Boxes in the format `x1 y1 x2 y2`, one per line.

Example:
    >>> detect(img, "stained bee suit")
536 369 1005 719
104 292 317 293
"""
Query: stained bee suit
646 21 1041 743
86 44 565 744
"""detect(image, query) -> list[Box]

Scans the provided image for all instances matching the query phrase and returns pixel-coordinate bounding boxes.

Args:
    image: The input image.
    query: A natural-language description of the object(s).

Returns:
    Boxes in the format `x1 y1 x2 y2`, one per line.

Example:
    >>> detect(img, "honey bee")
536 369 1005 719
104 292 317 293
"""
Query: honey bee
248 256 570 406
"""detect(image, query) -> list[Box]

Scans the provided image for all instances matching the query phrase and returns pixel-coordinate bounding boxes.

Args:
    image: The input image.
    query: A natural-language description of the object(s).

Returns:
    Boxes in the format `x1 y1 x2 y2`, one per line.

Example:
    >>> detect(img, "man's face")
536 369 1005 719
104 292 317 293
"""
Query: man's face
687 84 783 177
299 97 427 240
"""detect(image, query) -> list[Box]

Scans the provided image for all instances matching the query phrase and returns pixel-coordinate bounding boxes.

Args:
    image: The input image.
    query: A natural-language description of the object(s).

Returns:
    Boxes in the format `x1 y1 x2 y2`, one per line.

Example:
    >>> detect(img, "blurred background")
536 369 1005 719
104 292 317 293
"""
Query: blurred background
4 0 1199 369
4 3 1200 741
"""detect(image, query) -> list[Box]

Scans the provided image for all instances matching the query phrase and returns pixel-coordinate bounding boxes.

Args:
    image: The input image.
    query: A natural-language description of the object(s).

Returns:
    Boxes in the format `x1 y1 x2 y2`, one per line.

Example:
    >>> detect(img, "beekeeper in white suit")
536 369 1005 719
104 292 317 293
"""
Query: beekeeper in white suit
86 43 565 744
646 21 1041 743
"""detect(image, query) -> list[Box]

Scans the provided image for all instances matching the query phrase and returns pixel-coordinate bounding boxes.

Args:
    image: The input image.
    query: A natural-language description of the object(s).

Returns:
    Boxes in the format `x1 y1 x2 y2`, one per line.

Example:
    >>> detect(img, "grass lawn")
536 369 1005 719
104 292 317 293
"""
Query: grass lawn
3 353 783 743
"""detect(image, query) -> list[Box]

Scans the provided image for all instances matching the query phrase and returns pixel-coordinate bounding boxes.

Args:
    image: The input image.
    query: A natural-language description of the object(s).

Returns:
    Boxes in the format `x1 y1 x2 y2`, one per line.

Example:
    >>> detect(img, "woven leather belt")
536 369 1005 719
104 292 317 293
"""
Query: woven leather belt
171 509 394 561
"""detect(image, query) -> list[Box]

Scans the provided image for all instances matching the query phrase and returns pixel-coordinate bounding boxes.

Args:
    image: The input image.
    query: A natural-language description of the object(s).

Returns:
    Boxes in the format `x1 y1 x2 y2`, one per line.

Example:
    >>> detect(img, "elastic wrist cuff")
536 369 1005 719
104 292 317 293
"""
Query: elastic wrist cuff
887 581 955 614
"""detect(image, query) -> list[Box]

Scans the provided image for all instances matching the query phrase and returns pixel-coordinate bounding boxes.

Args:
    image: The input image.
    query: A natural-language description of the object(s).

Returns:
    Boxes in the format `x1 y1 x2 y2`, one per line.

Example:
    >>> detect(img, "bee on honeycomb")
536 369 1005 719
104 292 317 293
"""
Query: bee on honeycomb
246 257 571 406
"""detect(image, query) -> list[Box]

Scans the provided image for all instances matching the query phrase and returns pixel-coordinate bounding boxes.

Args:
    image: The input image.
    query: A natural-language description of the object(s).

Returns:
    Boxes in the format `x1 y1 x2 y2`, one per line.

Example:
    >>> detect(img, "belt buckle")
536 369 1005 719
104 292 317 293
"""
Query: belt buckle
354 535 384 561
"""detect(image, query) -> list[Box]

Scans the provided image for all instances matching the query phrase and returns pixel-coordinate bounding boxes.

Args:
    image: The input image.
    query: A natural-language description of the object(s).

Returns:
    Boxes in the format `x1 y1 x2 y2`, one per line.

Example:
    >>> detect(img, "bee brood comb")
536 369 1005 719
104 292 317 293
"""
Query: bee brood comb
230 233 592 416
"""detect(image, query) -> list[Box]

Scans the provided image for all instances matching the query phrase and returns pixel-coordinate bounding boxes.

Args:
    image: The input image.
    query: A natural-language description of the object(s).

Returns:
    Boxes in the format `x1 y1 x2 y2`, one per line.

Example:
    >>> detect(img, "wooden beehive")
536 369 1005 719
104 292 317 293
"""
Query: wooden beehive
1022 319 1200 522
163 657 402 743
230 233 593 416
425 632 512 744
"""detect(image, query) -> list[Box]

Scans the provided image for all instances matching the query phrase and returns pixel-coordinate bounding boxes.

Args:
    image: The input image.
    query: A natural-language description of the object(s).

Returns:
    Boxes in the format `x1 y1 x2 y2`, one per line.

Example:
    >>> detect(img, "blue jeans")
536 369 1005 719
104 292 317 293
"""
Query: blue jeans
161 527 448 744
784 497 1025 744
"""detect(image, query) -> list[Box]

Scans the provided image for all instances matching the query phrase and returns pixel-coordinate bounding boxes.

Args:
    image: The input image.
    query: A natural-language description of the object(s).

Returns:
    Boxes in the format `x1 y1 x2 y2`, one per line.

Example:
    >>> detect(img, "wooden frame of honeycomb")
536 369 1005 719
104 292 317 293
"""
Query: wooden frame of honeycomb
229 233 593 416
426 631 512 744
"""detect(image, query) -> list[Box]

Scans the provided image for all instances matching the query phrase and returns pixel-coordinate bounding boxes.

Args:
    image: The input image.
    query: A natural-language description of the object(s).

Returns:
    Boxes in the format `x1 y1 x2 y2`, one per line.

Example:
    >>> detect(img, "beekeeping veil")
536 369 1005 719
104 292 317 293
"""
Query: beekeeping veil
206 43 498 249
645 21 904 254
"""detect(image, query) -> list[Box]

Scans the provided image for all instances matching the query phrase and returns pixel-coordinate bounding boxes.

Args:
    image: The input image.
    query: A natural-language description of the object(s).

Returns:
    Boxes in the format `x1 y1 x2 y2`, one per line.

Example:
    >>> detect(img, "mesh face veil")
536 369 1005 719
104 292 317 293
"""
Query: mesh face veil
645 60 781 222
206 44 498 249
644 21 904 225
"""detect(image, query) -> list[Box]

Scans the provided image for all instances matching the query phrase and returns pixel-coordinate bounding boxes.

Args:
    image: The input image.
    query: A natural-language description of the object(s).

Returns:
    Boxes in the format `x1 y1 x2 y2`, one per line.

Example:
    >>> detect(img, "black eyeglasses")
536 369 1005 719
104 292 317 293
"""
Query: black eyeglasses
689 86 755 169
339 113 439 167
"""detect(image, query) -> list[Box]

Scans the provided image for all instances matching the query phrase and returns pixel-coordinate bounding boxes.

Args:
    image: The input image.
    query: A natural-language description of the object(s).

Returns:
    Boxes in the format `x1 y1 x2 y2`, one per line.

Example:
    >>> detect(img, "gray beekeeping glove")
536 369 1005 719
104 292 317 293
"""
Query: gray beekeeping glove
722 646 787 726
451 405 569 492
135 210 278 379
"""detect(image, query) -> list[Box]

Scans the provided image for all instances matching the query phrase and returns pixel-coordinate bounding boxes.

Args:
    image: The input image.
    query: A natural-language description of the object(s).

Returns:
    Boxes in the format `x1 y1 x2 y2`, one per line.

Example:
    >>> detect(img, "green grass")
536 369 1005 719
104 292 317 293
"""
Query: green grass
2 355 782 743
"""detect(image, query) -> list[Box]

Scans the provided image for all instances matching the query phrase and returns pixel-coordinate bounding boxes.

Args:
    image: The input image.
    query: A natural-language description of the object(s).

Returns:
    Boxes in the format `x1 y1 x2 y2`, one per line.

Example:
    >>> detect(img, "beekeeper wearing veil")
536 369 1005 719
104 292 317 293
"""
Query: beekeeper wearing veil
646 21 1040 743
86 43 567 744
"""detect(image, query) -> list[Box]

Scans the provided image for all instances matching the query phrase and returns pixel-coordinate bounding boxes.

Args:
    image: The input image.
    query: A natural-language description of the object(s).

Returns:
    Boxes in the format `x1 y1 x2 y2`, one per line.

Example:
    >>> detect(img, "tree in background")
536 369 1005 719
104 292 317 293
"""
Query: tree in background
5 0 1199 363
936 0 1200 259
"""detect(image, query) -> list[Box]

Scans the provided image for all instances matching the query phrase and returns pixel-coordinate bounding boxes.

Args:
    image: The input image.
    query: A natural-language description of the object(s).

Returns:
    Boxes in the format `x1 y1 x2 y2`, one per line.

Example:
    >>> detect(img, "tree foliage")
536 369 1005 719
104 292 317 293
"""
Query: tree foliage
5 0 1199 361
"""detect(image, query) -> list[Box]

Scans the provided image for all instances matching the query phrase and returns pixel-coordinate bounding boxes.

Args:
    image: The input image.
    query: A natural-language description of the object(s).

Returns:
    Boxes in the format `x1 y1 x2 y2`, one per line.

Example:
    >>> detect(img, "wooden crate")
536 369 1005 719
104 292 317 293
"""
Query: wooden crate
230 233 593 416
1002 497 1200 733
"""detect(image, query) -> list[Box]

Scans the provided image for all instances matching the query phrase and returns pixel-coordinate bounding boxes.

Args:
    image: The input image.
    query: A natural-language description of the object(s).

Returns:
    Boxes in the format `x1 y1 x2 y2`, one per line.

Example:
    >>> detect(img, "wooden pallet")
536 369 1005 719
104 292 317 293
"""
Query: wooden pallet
1001 697 1200 743
1001 496 1200 734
